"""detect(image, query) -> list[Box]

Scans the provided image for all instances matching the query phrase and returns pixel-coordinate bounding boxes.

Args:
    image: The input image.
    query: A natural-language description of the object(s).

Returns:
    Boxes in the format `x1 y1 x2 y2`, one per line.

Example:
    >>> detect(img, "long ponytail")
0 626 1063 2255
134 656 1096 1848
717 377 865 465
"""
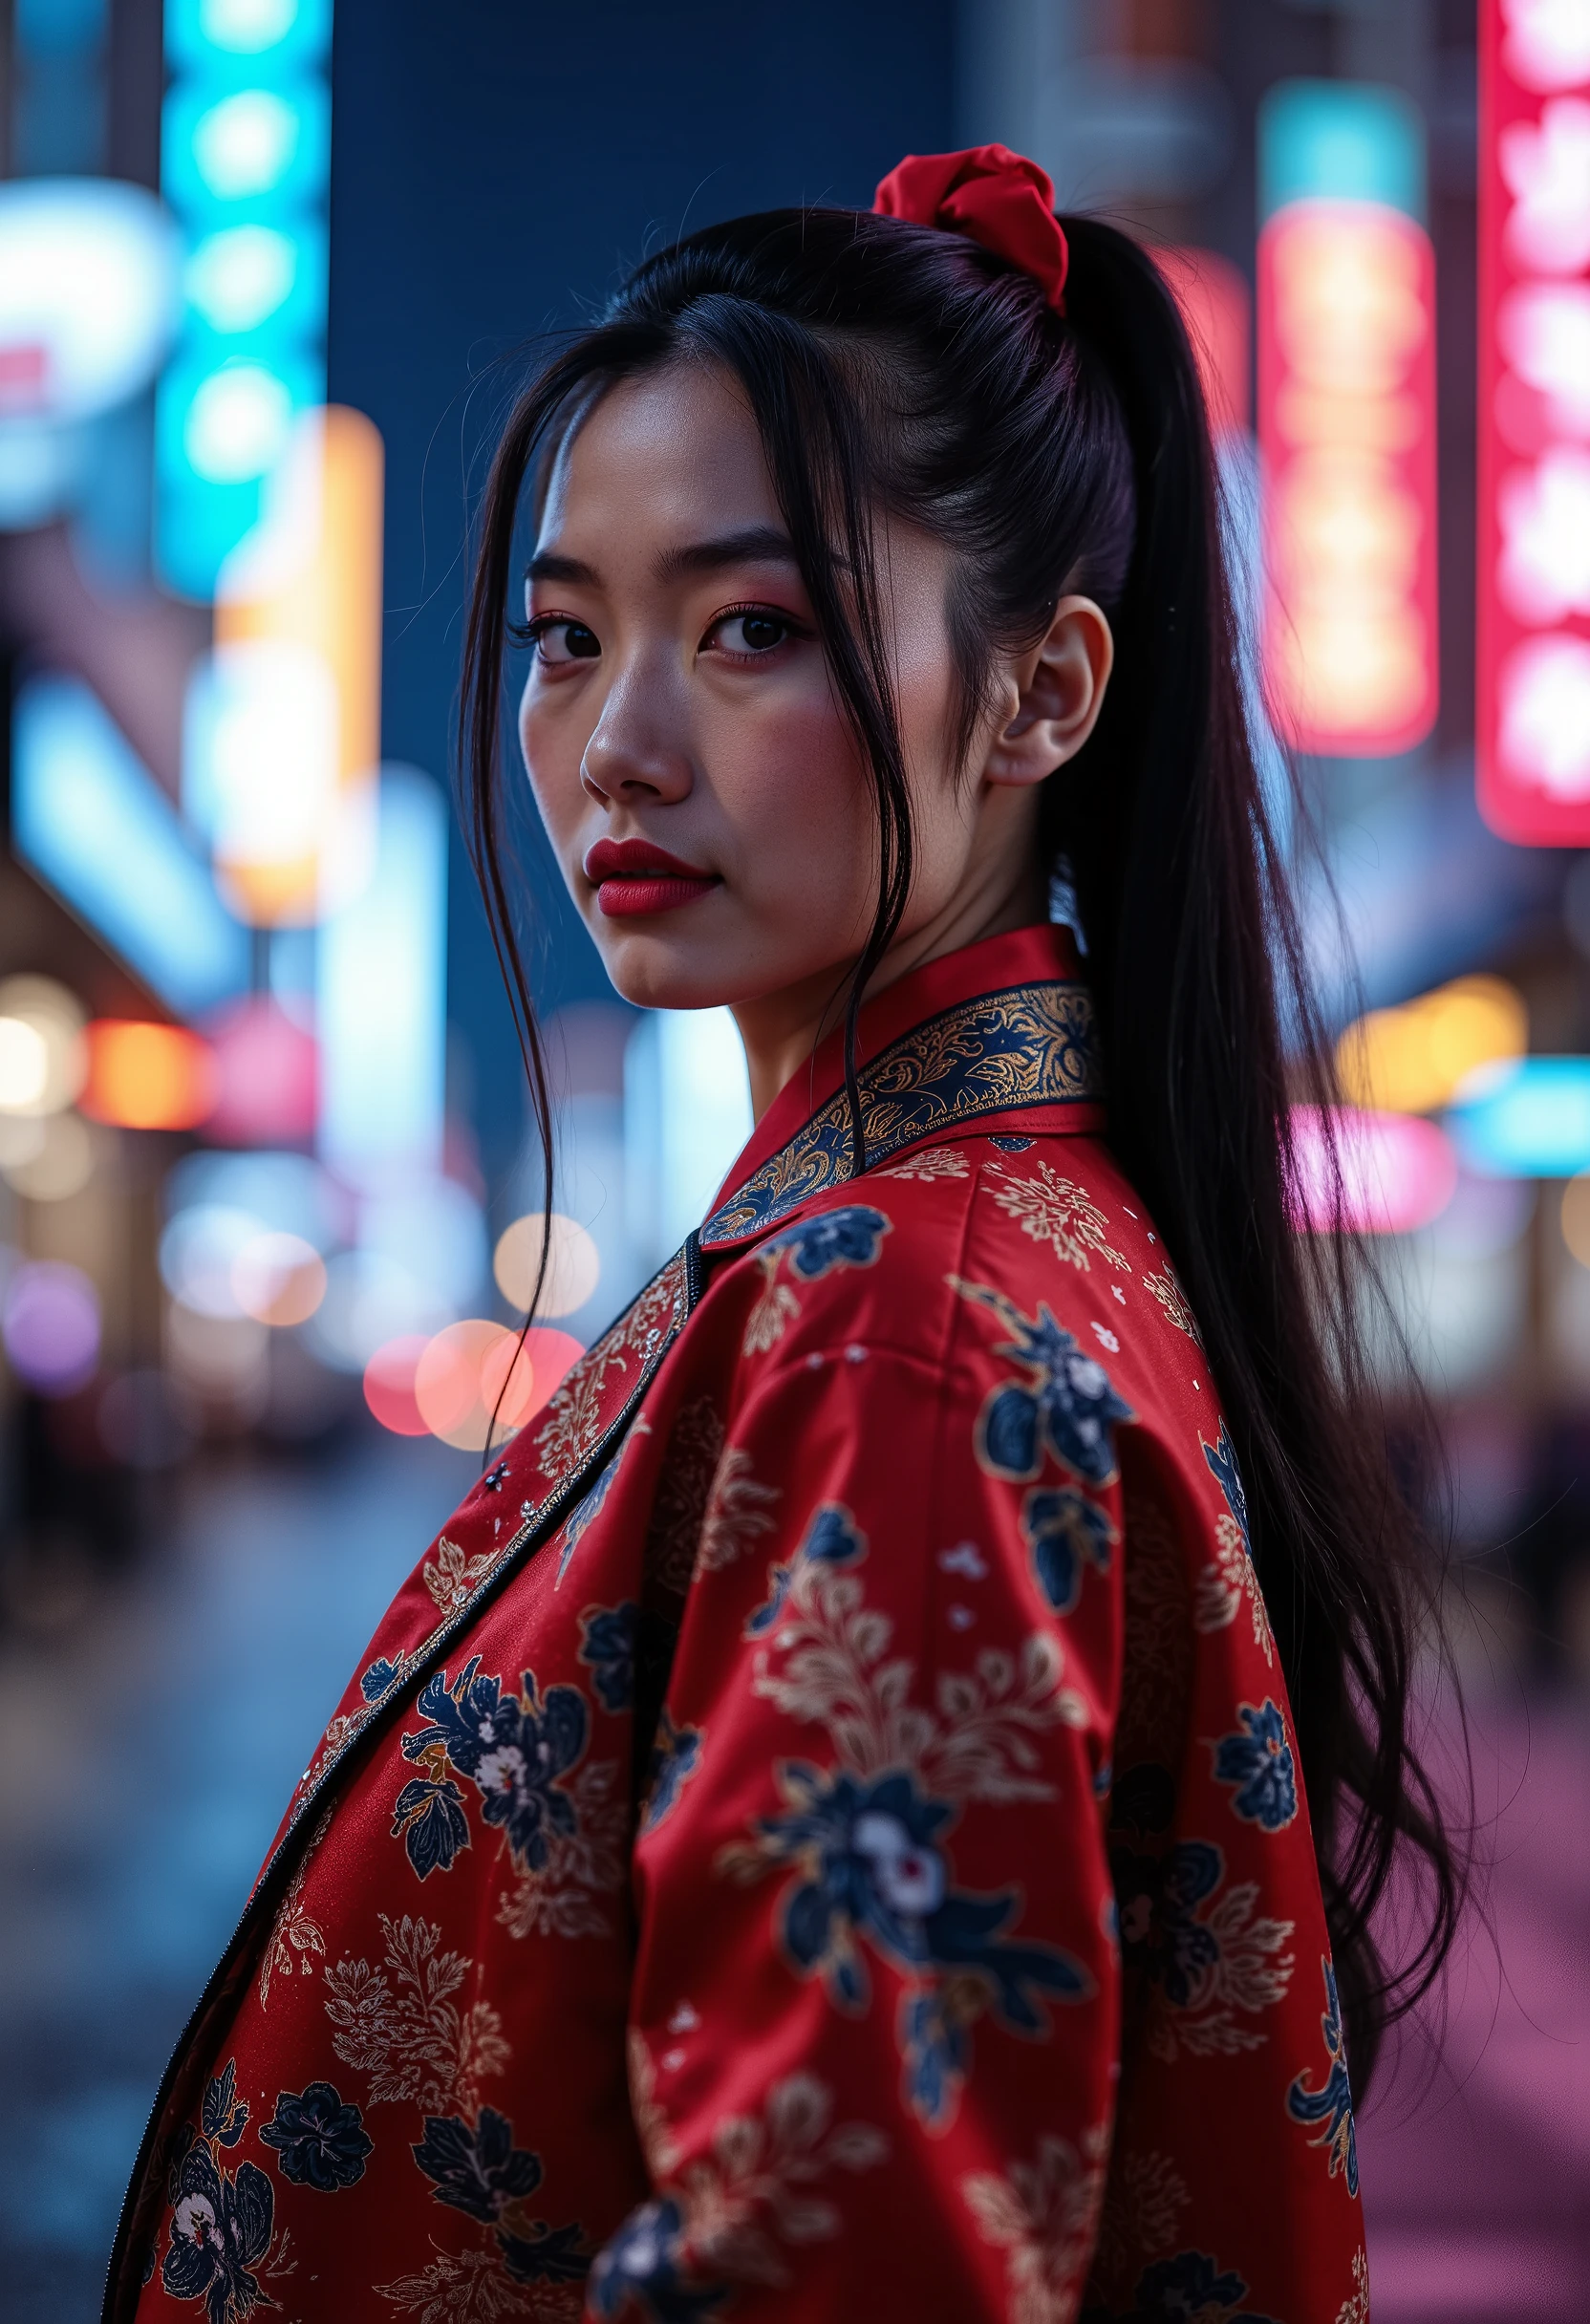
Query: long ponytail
1054 219 1460 2076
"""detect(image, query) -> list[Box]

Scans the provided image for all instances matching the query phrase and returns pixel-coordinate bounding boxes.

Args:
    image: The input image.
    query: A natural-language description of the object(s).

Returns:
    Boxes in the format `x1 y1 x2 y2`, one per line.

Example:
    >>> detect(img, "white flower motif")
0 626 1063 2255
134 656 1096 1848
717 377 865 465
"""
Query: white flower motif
475 1746 526 1794
1090 1323 1120 1353
174 2195 217 2246
852 1811 947 1916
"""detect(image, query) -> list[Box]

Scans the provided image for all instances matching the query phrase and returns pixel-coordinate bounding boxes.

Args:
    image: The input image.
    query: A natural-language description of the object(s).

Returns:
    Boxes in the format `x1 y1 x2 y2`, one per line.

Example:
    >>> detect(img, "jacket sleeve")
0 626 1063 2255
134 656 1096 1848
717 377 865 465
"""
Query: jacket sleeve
584 1284 1127 2323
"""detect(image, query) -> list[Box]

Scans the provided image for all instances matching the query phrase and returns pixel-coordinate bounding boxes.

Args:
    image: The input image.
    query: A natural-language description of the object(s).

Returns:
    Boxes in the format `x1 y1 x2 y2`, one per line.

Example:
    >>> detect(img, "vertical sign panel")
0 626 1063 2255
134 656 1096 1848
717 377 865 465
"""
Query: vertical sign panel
1477 1 1590 842
1258 81 1439 756
157 0 333 600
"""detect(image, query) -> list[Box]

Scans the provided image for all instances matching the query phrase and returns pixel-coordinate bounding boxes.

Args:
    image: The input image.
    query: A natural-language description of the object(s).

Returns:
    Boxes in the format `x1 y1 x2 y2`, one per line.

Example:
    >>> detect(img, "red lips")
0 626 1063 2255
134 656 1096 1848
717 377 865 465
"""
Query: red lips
584 837 720 920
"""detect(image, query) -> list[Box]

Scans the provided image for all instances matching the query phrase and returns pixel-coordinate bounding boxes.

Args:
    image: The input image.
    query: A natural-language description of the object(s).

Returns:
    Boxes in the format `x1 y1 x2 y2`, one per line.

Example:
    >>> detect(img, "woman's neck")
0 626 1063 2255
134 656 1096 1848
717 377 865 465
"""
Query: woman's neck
730 850 1048 1122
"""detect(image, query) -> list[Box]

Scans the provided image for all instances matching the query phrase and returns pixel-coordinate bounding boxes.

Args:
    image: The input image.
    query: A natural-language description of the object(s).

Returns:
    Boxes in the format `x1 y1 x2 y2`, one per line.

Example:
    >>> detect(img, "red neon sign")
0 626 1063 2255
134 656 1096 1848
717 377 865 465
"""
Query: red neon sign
1478 0 1590 841
1258 200 1438 755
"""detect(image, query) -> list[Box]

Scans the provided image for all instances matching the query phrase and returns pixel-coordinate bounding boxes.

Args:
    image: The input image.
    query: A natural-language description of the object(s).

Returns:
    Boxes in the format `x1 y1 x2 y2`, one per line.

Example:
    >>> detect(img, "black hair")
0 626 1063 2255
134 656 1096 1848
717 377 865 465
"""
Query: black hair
460 202 1460 2083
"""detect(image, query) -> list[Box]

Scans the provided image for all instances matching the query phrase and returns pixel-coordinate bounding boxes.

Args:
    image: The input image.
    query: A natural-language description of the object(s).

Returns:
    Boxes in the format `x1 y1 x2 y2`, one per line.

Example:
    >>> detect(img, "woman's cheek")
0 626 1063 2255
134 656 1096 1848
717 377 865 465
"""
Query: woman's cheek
519 702 588 853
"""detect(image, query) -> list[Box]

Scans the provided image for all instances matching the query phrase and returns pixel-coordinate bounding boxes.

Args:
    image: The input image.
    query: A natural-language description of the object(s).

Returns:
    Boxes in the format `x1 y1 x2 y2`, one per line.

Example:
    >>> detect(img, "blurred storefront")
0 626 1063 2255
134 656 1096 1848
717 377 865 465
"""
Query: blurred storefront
1 1 1587 2317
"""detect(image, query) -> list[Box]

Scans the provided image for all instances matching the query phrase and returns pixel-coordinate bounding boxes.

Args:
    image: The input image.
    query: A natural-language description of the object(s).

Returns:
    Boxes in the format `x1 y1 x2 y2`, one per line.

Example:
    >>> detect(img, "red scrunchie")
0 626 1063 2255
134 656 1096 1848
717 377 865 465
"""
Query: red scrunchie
873 143 1068 313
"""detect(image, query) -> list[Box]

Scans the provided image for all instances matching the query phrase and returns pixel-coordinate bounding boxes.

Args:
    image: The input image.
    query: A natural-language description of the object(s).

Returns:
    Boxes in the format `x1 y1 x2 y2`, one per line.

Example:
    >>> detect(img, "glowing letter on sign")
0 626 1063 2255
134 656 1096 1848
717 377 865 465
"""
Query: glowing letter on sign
1478 1 1590 840
1258 82 1439 755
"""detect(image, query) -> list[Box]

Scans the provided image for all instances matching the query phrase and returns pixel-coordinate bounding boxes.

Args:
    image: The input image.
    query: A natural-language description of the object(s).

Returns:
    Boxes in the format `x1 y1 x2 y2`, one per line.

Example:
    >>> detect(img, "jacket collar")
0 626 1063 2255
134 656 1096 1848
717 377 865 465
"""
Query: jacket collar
698 921 1103 1253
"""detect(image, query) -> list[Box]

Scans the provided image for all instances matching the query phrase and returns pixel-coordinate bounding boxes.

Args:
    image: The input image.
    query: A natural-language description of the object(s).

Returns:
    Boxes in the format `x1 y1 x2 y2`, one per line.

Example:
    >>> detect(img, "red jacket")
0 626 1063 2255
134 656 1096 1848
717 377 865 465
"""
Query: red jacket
111 924 1367 2324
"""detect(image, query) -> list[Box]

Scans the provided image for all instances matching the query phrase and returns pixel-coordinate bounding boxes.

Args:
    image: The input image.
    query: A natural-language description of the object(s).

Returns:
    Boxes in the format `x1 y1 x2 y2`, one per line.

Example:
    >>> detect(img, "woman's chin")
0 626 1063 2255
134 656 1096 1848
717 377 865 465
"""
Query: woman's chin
594 936 745 1015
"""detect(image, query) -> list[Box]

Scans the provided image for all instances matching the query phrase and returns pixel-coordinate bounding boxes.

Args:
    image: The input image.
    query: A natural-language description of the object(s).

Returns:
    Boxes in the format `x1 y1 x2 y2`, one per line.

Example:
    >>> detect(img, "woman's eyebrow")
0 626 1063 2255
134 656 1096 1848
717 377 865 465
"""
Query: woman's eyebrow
526 549 598 586
655 526 799 581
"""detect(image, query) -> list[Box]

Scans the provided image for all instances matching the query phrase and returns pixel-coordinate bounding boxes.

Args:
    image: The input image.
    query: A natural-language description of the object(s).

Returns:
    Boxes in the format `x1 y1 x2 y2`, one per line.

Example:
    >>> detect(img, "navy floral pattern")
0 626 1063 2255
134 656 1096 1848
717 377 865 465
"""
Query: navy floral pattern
361 1655 405 1705
558 1452 621 1583
259 2080 371 2190
1287 1958 1359 2196
1112 1834 1224 2007
396 1655 588 1880
956 1280 1135 1487
763 1203 891 1280
1211 1701 1298 1832
412 2107 591 2287
161 2063 275 2324
1021 1484 1116 1614
580 1601 639 1713
589 2195 724 2321
412 2106 541 2221
641 1709 701 1834
749 1761 1087 2126
1123 2249 1277 2320
1203 1421 1250 1549
746 1501 864 1638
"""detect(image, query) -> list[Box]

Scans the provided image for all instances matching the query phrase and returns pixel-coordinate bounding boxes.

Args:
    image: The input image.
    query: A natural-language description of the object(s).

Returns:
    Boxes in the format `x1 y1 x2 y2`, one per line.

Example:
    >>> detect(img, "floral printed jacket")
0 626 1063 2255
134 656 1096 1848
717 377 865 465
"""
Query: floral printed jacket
109 924 1367 2324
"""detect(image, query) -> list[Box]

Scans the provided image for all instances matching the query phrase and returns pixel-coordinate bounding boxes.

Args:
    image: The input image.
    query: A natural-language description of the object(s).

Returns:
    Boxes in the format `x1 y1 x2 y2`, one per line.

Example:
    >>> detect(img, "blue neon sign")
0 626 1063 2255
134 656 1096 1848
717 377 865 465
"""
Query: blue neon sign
156 0 333 598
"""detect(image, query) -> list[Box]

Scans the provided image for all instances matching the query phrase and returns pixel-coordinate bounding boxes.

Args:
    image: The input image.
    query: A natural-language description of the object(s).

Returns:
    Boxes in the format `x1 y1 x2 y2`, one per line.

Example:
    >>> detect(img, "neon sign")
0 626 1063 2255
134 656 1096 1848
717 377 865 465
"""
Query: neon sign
1257 81 1439 756
1477 0 1590 840
156 0 332 599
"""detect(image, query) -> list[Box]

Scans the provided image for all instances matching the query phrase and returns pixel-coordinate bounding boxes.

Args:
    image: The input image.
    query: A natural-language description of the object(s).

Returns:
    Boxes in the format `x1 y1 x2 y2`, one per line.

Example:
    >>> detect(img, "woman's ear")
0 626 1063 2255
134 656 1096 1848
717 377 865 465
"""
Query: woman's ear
979 596 1114 787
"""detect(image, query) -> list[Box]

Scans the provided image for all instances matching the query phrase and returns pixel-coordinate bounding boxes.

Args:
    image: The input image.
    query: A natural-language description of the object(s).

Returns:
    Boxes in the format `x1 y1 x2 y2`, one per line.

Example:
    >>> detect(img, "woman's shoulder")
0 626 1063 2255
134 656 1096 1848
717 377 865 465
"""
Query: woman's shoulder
696 1129 1207 1433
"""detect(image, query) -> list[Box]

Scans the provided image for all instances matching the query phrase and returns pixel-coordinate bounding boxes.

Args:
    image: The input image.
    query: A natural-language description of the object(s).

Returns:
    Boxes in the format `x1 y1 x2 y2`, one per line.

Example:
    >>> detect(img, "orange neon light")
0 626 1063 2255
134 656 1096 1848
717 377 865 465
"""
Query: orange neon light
80 1020 217 1130
1259 200 1439 754
212 404 384 926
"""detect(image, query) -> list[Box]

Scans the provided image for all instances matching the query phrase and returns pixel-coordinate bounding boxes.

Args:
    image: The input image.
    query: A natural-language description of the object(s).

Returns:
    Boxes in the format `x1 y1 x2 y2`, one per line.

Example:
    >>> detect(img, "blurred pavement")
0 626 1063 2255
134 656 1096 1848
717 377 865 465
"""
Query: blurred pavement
0 1432 474 2323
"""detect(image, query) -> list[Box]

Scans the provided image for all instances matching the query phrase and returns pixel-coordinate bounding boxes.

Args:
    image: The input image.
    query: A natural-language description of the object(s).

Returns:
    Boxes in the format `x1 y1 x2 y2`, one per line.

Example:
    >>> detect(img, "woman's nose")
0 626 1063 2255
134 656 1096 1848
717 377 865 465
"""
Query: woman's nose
580 668 693 806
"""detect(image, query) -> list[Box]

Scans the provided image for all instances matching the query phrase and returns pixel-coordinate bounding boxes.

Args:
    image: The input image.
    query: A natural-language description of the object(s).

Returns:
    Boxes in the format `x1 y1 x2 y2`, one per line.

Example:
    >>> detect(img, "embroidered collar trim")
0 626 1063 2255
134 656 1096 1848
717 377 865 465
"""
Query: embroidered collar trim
700 974 1100 1249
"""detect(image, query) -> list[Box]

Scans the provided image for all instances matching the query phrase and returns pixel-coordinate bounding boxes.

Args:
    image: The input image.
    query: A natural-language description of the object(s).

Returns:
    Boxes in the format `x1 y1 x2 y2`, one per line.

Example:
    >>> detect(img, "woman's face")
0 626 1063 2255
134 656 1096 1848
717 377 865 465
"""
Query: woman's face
521 363 969 1014
517 359 1108 1036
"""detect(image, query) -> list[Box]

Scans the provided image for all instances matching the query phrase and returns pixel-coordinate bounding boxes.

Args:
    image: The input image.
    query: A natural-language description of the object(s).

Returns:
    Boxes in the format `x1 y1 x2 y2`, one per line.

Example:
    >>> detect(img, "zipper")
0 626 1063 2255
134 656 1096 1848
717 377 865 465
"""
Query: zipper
101 1237 704 2320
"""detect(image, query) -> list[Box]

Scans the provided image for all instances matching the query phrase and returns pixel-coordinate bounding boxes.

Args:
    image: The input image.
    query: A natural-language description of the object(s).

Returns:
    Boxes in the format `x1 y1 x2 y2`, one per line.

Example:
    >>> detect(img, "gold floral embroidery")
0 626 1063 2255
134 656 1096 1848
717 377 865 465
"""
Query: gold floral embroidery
702 979 1098 1244
696 1446 781 1576
1140 1260 1203 1345
374 2245 573 2321
960 2121 1111 2324
628 2026 681 2179
728 1521 1085 1809
258 1805 333 2009
531 1251 688 1483
422 1535 503 1616
496 1759 627 1941
988 1161 1128 1274
1192 1513 1276 1667
1336 2249 1370 2324
1143 1882 1295 2063
878 1145 972 1182
323 1912 509 2113
1092 2150 1190 2290
741 1248 801 1356
632 2040 888 2288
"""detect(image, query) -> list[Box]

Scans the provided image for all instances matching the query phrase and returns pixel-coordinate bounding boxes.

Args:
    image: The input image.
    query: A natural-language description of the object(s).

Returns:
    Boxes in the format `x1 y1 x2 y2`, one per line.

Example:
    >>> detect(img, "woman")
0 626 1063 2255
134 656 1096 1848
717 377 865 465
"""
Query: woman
108 147 1454 2323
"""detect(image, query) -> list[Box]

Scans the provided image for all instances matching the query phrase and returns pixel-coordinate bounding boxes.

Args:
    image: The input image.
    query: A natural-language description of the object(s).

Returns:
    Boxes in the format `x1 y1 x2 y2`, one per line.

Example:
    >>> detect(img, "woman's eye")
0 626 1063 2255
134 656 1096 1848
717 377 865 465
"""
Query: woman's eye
534 619 600 664
713 610 789 656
